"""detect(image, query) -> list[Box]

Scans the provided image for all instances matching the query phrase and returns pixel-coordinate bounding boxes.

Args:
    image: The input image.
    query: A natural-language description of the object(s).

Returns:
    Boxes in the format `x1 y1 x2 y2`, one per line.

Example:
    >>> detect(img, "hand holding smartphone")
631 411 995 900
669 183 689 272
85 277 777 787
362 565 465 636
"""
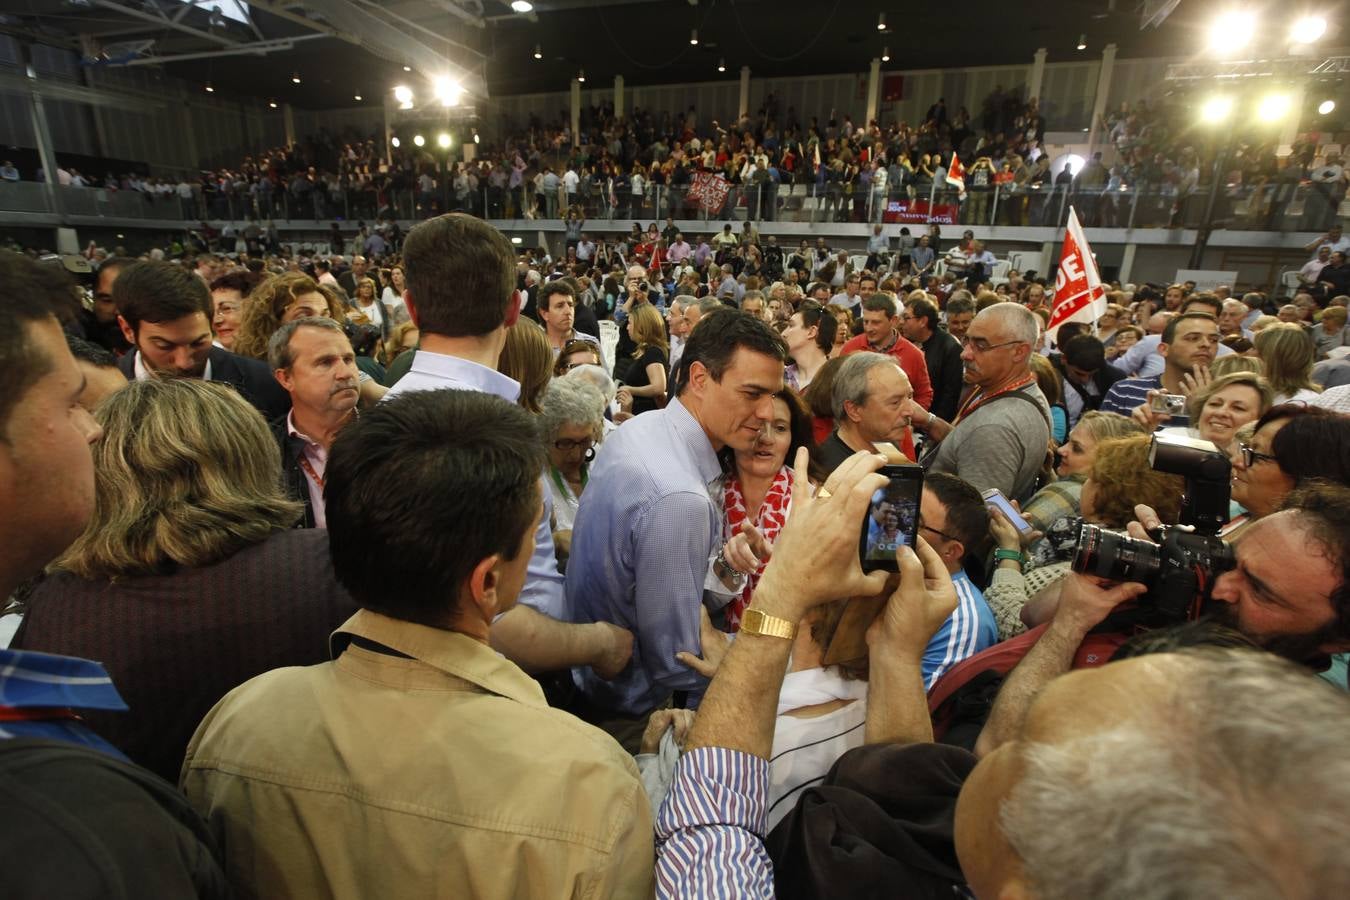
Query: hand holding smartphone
859 464 924 573
982 488 1033 535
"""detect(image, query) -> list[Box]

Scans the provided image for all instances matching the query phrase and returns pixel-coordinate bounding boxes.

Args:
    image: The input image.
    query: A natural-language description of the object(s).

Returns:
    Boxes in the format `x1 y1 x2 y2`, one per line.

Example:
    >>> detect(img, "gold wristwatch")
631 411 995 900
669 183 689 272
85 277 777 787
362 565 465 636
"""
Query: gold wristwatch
739 608 797 640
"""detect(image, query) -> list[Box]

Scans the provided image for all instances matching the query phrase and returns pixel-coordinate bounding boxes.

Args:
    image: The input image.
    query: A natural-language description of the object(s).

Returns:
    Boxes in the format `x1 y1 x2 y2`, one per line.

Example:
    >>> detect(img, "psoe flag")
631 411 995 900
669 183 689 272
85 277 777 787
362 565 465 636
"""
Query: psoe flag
945 152 966 195
1047 206 1107 344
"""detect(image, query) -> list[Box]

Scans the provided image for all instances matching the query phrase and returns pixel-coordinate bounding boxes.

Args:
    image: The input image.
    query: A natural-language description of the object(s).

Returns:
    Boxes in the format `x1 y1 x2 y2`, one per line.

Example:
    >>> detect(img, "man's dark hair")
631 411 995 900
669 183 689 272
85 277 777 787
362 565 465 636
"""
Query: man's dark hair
0 251 77 437
209 270 254 297
674 308 787 397
907 296 939 331
1281 481 1350 644
401 213 516 338
1161 311 1217 345
539 279 575 309
325 390 544 627
945 296 976 318
1180 292 1222 316
924 472 990 558
1061 334 1106 371
1056 321 1091 346
66 334 117 369
112 260 211 332
862 294 898 318
858 273 877 287
1263 406 1350 486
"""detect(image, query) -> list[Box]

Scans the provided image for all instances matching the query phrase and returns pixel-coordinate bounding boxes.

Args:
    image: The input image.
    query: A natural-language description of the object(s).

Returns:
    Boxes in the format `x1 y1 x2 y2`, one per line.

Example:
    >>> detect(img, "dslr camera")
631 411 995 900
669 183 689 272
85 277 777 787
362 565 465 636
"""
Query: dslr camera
342 321 382 358
1071 433 1236 628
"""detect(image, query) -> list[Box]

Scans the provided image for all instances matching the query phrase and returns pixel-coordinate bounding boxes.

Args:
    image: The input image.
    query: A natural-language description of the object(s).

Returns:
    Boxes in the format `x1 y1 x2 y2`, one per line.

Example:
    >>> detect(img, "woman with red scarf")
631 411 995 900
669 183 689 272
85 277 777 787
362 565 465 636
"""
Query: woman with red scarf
714 389 816 631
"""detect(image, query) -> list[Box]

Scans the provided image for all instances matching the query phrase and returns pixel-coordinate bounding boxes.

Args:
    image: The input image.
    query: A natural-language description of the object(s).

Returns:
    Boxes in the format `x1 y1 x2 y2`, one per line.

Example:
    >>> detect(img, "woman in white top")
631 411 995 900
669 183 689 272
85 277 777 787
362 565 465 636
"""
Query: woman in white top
537 376 606 555
1255 323 1323 405
380 264 409 325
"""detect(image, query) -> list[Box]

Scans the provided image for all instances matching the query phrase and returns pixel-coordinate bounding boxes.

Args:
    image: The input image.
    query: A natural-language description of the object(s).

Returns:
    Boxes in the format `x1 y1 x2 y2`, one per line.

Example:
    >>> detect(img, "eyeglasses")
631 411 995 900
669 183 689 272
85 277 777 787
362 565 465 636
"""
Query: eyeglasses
1238 442 1278 468
918 518 960 544
960 336 1027 353
553 438 595 454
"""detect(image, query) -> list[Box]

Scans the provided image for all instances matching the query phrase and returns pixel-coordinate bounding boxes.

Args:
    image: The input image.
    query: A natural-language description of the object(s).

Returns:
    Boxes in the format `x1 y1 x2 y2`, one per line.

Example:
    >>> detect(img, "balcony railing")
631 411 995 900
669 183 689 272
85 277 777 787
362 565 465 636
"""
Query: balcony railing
1 177 1341 235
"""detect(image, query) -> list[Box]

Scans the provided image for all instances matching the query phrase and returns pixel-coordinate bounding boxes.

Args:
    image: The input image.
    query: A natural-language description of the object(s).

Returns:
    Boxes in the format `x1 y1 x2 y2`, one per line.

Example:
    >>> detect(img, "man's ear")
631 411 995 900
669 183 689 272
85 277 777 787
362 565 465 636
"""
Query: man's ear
118 315 136 346
274 367 294 392
843 398 863 425
504 289 523 328
464 553 503 623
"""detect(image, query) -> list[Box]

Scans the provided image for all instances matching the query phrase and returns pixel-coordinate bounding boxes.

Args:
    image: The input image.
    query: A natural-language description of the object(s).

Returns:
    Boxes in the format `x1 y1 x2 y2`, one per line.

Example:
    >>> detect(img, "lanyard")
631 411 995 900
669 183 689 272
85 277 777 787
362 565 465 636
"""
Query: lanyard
0 705 82 723
954 374 1037 425
549 465 587 500
298 452 325 490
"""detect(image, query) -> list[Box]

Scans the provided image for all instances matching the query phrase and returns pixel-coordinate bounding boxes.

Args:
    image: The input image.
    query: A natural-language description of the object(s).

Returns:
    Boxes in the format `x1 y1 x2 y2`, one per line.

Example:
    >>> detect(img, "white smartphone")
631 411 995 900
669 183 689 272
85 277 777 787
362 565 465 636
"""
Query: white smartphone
982 488 1033 534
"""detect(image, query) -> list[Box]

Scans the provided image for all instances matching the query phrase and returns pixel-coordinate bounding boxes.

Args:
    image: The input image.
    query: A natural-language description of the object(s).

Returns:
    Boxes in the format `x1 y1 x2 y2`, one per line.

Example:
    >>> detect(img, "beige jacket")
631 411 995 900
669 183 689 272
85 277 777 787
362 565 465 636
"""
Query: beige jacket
182 609 654 899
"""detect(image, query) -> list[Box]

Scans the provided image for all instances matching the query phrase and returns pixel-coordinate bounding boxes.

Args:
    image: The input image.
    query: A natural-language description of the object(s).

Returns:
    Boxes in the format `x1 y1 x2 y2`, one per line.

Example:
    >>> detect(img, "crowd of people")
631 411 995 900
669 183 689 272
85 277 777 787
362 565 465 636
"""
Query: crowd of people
4 202 1350 897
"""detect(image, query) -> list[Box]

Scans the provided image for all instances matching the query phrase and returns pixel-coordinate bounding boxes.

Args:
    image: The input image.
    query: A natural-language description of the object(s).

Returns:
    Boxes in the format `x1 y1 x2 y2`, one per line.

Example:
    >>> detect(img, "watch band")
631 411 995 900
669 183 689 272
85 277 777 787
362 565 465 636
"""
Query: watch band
739 608 797 640
993 548 1025 565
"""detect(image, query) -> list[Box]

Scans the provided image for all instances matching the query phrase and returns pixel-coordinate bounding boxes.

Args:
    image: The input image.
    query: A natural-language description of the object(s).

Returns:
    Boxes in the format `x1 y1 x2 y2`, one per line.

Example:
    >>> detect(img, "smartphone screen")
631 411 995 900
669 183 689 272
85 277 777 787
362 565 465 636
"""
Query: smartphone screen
982 488 1032 534
859 465 923 572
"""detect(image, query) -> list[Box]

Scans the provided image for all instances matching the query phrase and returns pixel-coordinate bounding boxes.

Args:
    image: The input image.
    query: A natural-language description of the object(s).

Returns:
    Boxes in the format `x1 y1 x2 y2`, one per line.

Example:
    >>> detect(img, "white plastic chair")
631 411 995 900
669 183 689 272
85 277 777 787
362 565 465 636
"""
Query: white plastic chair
990 259 1012 287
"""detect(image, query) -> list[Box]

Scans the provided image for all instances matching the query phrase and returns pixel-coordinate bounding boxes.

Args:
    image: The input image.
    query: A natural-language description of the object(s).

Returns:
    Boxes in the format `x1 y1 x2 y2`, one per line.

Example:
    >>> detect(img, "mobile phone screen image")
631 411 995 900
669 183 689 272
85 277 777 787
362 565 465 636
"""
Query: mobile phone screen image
981 488 1032 534
859 465 924 572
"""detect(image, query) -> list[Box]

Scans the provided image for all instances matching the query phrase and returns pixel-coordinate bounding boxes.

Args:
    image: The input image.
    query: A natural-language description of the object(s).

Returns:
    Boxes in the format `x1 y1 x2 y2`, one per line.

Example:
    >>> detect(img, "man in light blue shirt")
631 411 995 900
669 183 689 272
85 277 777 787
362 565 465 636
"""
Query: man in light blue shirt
568 309 788 734
386 212 633 679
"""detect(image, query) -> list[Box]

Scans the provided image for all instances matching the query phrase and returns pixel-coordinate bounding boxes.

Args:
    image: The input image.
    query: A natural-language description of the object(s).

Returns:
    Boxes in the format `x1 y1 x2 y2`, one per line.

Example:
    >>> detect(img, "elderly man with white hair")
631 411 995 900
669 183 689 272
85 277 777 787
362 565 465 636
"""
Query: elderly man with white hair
905 302 1052 503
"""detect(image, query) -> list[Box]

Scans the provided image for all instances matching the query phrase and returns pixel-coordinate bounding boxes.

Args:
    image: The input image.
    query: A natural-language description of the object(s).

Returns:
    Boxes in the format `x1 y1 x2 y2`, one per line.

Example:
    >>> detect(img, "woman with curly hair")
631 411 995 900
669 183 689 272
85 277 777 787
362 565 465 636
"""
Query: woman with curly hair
231 271 343 360
13 379 355 783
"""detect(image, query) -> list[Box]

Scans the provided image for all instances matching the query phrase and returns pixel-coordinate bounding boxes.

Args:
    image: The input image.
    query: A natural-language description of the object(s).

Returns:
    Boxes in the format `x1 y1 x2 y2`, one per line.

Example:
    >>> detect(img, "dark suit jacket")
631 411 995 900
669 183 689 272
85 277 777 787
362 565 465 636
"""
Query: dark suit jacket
338 269 383 299
118 347 291 422
1051 354 1126 416
917 329 965 423
270 414 317 528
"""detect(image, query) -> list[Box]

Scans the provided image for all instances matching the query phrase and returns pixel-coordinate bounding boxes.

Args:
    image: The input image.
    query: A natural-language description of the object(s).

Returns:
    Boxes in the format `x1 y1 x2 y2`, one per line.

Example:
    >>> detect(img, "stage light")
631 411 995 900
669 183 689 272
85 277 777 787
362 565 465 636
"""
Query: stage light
413 134 425 147
1320 99 1337 115
881 46 890 62
1200 95 1234 123
391 136 401 148
291 72 301 84
204 82 214 93
690 29 698 46
403 65 411 72
1290 15 1327 43
577 69 585 82
533 44 542 60
473 132 480 144
510 0 533 11
433 76 461 107
268 99 277 108
1076 34 1086 51
437 132 451 149
1257 93 1291 121
511 236 523 245
717 58 726 72
394 84 414 109
1209 11 1255 53
877 12 886 31
353 94 362 101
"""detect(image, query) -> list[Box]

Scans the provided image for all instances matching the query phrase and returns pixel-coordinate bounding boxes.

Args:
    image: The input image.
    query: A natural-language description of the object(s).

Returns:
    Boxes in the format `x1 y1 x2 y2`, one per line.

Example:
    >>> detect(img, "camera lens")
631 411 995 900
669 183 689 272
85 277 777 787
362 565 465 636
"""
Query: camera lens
1073 523 1162 584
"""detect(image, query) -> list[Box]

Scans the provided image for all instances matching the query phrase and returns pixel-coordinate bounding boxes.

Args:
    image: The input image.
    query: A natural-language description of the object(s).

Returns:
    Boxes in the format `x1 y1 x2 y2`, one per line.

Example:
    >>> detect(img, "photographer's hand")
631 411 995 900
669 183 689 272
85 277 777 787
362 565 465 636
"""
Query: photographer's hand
1125 504 1163 542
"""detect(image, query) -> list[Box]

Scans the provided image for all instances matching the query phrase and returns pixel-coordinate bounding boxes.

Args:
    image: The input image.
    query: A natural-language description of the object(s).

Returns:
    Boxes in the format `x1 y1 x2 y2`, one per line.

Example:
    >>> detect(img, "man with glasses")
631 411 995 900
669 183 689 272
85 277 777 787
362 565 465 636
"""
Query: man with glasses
905 303 1051 504
917 473 998 687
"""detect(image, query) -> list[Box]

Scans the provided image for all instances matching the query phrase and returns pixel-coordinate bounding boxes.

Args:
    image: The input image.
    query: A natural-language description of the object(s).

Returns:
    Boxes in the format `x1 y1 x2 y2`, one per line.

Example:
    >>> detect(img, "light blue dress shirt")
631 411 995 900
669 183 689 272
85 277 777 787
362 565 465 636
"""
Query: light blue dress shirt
383 350 568 621
567 398 725 716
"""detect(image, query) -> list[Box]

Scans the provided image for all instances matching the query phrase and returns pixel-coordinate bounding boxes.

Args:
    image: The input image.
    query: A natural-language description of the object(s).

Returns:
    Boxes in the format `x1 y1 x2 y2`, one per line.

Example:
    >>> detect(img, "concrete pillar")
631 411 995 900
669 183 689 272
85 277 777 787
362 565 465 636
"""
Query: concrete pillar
22 58 59 201
614 74 625 119
1086 43 1117 154
738 66 751 120
1040 241 1056 280
1119 242 1138 285
1028 47 1047 107
570 78 581 148
283 103 296 147
865 58 882 126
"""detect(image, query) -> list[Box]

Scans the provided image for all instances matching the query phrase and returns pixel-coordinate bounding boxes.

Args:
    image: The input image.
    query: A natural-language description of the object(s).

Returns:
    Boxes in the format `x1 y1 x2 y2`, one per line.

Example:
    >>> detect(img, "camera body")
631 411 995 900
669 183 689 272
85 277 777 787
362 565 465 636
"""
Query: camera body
343 321 382 358
1149 392 1187 417
1071 433 1236 627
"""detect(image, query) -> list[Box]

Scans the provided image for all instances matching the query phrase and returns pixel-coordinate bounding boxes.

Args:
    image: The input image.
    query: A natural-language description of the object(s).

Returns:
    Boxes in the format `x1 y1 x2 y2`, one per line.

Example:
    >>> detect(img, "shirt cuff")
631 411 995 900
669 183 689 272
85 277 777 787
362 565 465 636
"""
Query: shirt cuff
657 746 769 840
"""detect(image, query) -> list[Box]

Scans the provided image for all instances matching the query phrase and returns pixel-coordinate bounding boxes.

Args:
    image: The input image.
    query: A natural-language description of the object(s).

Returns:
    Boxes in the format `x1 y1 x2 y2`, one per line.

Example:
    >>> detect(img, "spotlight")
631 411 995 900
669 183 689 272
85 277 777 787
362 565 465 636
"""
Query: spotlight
437 132 451 149
717 58 726 72
403 65 411 72
391 136 401 148
1319 99 1337 115
433 76 461 107
511 236 523 245
690 29 698 46
291 72 301 84
881 46 890 63
353 94 362 101
1200 95 1234 123
413 134 425 147
1076 34 1087 51
268 99 277 108
473 132 480 144
1290 15 1327 44
204 82 214 93
877 12 886 31
394 84 414 108
1257 93 1291 122
510 0 533 11
533 44 542 60
1208 11 1255 53
577 69 585 82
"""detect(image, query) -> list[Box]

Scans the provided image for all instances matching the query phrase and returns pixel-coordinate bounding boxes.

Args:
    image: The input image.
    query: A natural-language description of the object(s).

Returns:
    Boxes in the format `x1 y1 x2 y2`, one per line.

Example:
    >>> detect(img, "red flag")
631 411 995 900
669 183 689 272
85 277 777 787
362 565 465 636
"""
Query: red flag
649 242 661 272
1047 207 1108 343
945 152 966 194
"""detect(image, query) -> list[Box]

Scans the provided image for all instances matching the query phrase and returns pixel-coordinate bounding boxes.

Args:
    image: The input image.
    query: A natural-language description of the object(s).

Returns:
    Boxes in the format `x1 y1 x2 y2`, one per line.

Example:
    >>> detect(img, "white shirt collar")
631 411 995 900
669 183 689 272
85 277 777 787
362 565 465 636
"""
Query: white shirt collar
133 350 212 383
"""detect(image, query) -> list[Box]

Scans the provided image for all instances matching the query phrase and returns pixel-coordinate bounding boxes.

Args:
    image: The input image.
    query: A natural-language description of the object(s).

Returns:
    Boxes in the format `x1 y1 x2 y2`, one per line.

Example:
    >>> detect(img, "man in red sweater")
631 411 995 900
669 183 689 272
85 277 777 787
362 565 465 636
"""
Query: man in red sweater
839 293 934 411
